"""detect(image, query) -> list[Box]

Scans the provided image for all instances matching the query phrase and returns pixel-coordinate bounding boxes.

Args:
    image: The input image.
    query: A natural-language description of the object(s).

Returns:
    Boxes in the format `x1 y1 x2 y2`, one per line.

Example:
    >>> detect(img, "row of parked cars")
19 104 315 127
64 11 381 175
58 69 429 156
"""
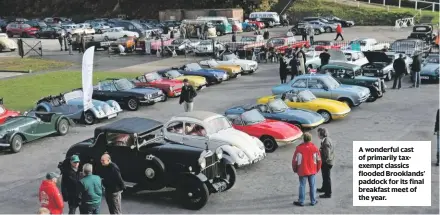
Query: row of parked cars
290 16 355 35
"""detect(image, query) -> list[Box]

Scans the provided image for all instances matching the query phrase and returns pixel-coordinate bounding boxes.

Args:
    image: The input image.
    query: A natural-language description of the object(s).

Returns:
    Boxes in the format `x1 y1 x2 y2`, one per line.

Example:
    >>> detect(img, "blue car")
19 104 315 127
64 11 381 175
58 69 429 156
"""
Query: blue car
173 63 228 84
35 89 122 125
225 99 325 130
271 74 371 107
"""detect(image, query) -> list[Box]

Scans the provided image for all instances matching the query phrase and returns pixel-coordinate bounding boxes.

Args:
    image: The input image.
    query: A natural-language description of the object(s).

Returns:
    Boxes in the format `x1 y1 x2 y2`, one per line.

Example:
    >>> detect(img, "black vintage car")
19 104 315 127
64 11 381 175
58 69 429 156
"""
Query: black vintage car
35 27 63 39
71 35 111 51
361 51 395 81
93 78 166 111
58 117 236 210
408 24 436 45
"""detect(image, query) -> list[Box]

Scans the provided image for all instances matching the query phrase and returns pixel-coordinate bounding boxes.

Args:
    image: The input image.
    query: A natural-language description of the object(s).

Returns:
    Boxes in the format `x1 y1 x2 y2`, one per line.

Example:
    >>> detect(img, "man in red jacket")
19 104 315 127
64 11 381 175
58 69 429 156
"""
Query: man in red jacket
39 172 64 215
334 24 344 41
292 132 322 206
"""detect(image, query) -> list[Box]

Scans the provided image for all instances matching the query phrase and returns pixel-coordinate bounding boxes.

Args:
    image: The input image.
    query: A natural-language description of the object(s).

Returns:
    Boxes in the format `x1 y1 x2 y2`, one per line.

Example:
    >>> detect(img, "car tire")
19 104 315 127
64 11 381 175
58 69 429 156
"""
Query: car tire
10 135 23 153
10 48 16 52
126 97 139 111
317 110 332 123
179 178 209 210
325 27 332 33
216 31 222 36
385 72 392 81
82 111 95 125
142 159 166 190
291 122 303 131
223 164 236 191
338 98 354 107
57 118 69 136
260 135 278 153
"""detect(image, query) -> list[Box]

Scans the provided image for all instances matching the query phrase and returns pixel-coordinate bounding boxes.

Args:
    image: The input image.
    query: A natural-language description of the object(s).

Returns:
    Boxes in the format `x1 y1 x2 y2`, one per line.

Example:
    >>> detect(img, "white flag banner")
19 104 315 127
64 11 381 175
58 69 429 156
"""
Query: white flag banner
82 46 95 112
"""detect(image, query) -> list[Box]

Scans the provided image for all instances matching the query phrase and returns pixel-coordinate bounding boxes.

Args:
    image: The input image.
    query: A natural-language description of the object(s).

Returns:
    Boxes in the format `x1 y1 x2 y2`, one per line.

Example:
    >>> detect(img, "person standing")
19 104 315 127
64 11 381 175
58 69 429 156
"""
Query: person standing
334 24 344 41
307 24 315 45
263 29 270 40
61 155 82 214
78 34 84 53
316 128 334 198
39 172 64 215
292 132 322 206
301 26 307 41
57 33 64 51
179 79 197 112
297 52 305 75
298 46 307 72
435 109 439 166
319 49 331 68
78 163 103 214
232 31 236 42
411 54 422 88
392 54 407 89
279 54 288 83
66 32 73 55
100 154 125 214
289 54 298 80
180 25 186 39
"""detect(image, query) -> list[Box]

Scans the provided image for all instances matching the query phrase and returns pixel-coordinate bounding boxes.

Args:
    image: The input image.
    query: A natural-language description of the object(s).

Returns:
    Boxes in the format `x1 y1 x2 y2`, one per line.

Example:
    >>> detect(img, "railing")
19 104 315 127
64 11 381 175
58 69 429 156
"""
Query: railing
334 0 439 12
394 17 415 29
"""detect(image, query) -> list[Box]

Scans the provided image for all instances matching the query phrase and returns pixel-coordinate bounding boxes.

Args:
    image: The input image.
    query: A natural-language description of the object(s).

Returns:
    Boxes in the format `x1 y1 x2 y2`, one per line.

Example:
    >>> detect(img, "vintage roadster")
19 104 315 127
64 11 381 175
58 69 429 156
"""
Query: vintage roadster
58 117 236 210
418 54 440 83
157 69 208 90
132 72 183 97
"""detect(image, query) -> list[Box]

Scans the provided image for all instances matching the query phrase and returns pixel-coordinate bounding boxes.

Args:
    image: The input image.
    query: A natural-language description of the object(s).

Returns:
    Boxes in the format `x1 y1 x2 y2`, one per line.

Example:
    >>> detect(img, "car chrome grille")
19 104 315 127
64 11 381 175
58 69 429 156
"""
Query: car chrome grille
202 154 221 179
151 92 160 98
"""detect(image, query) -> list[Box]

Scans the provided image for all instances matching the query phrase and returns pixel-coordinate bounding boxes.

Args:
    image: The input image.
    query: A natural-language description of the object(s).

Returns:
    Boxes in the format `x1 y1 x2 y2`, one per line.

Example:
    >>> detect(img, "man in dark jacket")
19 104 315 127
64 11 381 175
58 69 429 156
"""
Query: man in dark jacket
289 54 298 80
100 153 125 214
61 155 82 214
435 109 439 166
298 46 307 72
179 79 197 112
319 49 331 67
411 54 422 88
279 54 288 83
316 128 335 198
392 54 407 89
232 32 236 42
78 163 103 214
263 29 270 40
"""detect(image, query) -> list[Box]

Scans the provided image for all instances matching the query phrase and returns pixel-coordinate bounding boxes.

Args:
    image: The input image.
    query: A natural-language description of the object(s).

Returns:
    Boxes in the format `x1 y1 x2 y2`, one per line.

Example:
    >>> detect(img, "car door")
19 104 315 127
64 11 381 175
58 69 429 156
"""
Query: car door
306 78 332 98
182 122 208 148
164 121 185 143
34 114 56 135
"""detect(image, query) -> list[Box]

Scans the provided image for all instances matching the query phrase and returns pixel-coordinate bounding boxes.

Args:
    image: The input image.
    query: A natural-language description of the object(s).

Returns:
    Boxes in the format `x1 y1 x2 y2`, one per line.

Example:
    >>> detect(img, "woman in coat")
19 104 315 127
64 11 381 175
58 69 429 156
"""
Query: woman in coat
297 52 305 75
279 54 288 83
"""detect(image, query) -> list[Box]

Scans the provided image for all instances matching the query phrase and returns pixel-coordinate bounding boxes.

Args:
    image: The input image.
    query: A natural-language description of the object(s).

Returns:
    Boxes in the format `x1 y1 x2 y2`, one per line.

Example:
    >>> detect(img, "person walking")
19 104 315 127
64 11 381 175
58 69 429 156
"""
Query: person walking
179 79 197 112
307 24 315 45
292 132 322 206
411 54 422 88
78 163 103 214
334 24 344 41
100 154 125 214
61 155 82 214
392 54 407 89
39 172 64 215
289 54 299 80
316 128 334 198
279 54 288 83
435 109 439 166
319 49 331 68
263 29 270 40
297 52 306 75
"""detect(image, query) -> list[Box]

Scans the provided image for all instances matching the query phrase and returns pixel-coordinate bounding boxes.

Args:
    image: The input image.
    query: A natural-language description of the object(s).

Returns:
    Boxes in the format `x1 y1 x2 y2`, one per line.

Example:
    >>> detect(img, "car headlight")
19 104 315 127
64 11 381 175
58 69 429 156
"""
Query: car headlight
158 90 163 95
237 150 245 158
169 86 174 91
144 94 151 99
198 157 206 169
374 81 379 87
215 148 223 159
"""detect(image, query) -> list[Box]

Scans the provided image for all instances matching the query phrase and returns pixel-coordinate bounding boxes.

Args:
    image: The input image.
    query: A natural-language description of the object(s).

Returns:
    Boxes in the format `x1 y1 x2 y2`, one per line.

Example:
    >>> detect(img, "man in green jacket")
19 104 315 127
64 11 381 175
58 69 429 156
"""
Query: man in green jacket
78 163 103 214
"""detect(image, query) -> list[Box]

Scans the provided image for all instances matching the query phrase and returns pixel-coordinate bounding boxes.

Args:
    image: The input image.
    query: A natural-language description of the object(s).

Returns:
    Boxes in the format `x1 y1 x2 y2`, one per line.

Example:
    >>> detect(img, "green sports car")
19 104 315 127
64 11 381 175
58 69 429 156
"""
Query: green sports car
0 111 73 153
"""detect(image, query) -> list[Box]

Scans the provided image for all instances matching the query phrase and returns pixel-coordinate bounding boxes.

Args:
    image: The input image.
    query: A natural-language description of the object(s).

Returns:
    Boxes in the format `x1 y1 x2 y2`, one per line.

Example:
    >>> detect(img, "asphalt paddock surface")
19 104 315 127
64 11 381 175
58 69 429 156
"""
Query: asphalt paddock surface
0 62 438 213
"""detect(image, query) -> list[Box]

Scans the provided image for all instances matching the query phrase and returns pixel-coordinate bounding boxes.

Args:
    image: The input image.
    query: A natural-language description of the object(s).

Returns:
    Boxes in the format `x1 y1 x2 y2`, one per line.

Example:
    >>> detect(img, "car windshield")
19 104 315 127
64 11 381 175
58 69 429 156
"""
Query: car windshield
167 70 182 78
241 36 256 42
424 56 439 64
207 116 232 133
268 38 284 45
241 109 265 125
115 79 135 90
224 54 238 60
63 90 83 101
391 42 415 49
186 63 202 71
298 90 316 101
322 76 340 89
145 73 162 82
268 99 288 112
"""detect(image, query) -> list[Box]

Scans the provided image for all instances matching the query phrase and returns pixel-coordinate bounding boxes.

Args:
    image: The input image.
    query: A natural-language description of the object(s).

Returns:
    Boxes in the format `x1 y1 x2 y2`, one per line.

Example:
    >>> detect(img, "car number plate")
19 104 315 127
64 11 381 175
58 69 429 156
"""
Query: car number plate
108 113 117 119
364 73 374 76
421 76 429 80
153 97 163 102
100 42 110 46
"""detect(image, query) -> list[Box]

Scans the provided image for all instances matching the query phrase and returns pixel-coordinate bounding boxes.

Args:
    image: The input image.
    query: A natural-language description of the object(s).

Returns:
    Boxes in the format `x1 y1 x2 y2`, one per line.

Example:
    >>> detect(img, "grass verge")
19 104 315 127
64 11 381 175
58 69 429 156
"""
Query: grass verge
0 71 142 111
0 57 74 72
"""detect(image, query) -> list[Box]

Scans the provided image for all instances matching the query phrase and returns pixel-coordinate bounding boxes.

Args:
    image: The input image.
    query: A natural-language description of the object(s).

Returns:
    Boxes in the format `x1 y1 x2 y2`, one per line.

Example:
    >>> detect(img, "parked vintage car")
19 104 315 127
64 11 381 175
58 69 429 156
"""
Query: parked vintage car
135 37 175 53
34 89 122 125
103 27 139 40
223 35 265 54
419 54 440 82
175 63 228 84
341 38 390 51
311 40 343 51
198 59 242 78
35 26 63 39
157 69 208 90
224 109 303 152
408 24 436 45
257 90 351 123
291 22 324 35
226 99 324 130
266 36 310 54
110 36 136 52
93 78 166 111
132 72 183 97
58 117 235 210
342 50 370 66
163 111 266 167
218 53 258 73
389 39 431 57
305 49 368 69
0 33 17 52
361 51 412 81
272 74 371 107
0 98 20 124
228 18 243 32
319 62 385 101
321 16 355 27
194 40 225 55
0 111 72 153
5 23 38 37
165 38 200 54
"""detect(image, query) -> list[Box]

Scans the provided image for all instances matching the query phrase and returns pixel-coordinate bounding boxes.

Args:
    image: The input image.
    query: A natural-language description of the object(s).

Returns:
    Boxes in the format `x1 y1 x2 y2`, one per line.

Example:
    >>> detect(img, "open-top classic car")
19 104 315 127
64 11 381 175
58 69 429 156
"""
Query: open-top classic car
408 24 437 45
0 111 73 153
93 78 166 111
217 53 258 73
34 89 122 125
0 98 20 124
194 40 225 55
198 59 242 78
175 63 228 84
157 69 207 90
58 117 236 210
132 72 183 97
163 111 266 168
224 109 303 152
257 90 351 123
226 99 324 130
311 40 343 51
341 38 390 52
266 36 310 54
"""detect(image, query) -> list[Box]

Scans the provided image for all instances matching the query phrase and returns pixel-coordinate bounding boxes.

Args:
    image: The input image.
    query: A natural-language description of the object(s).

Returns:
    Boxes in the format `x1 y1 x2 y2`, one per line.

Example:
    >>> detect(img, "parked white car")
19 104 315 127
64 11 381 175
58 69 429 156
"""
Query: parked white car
304 49 368 68
194 40 225 55
212 53 258 73
341 38 390 51
62 24 95 35
0 33 17 52
102 27 139 40
163 111 266 168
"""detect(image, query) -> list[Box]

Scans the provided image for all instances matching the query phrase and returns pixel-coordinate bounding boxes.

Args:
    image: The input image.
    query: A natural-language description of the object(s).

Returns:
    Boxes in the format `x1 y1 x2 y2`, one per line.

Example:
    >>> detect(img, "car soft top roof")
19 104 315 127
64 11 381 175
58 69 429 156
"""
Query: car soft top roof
95 117 163 136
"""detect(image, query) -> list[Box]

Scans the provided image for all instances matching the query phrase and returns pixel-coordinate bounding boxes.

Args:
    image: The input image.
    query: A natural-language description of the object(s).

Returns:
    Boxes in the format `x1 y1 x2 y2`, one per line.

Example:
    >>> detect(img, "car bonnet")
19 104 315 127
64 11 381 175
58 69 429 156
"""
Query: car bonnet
251 120 300 138
0 116 32 130
124 87 160 94
283 108 324 123
210 128 261 159
421 64 439 74
328 50 346 61
363 51 391 63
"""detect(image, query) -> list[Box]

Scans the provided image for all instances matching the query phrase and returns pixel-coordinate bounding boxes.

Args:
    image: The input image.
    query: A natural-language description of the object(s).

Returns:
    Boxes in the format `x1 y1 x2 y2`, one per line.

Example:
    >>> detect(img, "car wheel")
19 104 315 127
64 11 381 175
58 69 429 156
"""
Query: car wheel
325 27 332 33
161 92 168 102
385 72 392 81
338 98 354 107
216 31 222 36
57 118 69 136
10 135 23 153
126 97 139 111
318 110 332 123
35 33 40 38
314 29 320 35
223 164 236 191
82 111 95 125
260 135 278 153
179 178 209 210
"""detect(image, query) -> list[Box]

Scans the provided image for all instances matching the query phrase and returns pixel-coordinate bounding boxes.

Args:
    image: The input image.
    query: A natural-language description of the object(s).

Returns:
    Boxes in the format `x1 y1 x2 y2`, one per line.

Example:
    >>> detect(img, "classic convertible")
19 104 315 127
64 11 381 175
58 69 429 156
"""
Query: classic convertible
35 89 122 125
163 111 266 168
225 109 303 152
257 90 351 123
132 72 183 97
58 117 235 210
0 111 73 153
198 59 242 78
0 98 20 124
93 78 166 111
225 99 324 130
174 63 228 84
157 69 208 90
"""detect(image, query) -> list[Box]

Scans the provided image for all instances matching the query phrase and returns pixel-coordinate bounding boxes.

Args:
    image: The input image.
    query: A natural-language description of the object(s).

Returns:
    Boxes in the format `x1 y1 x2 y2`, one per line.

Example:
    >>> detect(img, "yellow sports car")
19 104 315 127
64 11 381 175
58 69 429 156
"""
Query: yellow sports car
158 69 208 90
199 59 242 78
257 90 351 123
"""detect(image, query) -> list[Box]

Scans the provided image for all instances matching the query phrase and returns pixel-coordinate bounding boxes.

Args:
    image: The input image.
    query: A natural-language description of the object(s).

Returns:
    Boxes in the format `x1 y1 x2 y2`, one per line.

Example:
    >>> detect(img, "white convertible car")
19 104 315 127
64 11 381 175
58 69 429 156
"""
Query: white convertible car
163 111 266 168
102 27 139 40
0 33 17 52
208 53 258 73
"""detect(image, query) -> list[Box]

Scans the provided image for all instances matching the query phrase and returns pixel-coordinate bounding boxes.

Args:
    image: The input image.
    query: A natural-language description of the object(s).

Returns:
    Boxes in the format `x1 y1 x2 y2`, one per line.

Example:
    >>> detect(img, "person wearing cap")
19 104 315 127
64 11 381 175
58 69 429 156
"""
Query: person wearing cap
61 155 82 214
39 172 64 215
100 153 125 214
179 79 197 112
78 163 103 214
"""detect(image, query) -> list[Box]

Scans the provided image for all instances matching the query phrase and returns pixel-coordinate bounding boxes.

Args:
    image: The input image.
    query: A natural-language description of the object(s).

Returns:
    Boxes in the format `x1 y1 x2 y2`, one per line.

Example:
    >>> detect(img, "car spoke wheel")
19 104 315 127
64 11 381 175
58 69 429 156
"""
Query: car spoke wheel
10 135 23 153
260 136 278 153
57 119 69 135
318 110 332 123
179 180 209 210
127 98 139 111
223 164 236 191
83 111 95 125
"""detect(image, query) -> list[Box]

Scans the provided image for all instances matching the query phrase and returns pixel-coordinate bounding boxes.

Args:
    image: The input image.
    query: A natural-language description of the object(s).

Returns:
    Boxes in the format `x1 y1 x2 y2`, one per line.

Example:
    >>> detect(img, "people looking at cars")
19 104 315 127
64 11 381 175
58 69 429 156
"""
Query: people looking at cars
100 153 125 214
279 53 288 83
78 163 103 214
392 54 407 89
60 155 82 214
39 172 64 215
319 49 331 67
317 128 334 199
179 79 197 112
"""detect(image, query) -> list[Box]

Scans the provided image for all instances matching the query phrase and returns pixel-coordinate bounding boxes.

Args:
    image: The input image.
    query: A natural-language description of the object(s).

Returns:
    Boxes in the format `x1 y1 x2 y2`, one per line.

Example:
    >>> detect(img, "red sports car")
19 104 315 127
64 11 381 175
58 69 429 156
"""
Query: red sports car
266 36 310 54
225 109 303 152
133 72 183 97
0 98 20 124
312 40 343 51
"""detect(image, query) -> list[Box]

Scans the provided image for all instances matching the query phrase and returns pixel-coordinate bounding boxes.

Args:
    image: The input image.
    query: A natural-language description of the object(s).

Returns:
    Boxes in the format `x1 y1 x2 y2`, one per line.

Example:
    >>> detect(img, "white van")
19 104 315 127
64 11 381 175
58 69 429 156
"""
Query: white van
249 12 280 27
